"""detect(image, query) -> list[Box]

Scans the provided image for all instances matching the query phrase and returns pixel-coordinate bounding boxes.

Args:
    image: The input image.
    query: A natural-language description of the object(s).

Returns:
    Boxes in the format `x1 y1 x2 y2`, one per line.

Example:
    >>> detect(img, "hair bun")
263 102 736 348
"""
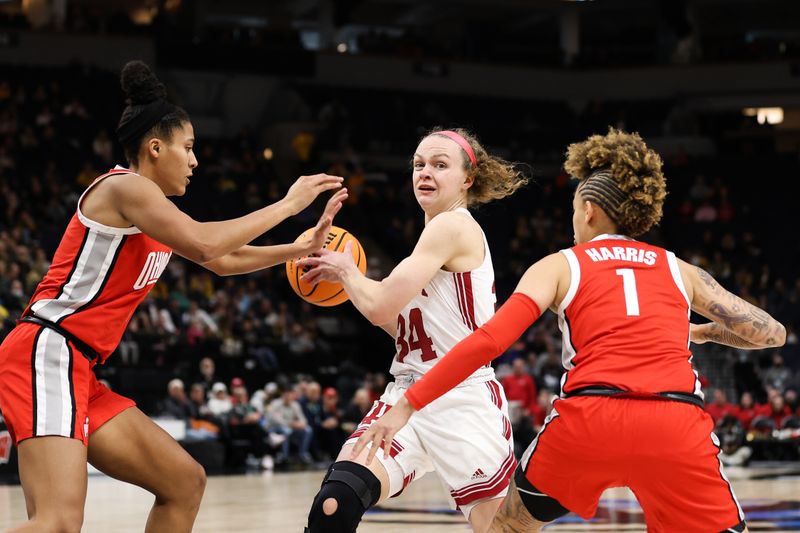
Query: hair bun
120 60 166 105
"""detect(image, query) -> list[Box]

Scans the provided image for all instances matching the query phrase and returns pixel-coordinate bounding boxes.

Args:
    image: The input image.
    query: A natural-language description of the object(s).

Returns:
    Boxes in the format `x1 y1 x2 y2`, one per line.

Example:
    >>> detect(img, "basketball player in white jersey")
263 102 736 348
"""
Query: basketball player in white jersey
298 128 528 533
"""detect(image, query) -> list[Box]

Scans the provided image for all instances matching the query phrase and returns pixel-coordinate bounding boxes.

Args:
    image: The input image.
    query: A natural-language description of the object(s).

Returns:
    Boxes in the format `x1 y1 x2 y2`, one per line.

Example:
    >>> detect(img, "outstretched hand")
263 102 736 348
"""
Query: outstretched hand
350 396 416 465
298 240 357 284
283 174 344 215
307 188 348 252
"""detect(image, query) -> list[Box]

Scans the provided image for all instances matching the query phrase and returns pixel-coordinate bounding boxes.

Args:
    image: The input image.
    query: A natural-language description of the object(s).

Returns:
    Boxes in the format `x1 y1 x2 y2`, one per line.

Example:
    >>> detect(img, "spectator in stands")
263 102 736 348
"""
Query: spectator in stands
196 356 217 393
230 376 245 391
785 389 799 414
317 387 346 461
764 394 792 428
340 387 373 435
159 378 193 420
229 384 262 426
501 358 538 420
286 323 315 355
530 389 555 433
762 353 792 393
534 351 564 393
228 383 270 462
267 385 313 464
264 382 281 405
300 381 324 456
705 388 738 424
208 382 234 417
735 391 759 430
186 383 222 440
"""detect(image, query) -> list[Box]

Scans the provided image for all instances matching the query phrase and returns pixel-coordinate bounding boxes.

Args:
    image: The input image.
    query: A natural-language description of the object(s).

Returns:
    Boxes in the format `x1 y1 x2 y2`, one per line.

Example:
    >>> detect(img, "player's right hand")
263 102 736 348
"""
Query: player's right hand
351 396 416 465
283 174 344 215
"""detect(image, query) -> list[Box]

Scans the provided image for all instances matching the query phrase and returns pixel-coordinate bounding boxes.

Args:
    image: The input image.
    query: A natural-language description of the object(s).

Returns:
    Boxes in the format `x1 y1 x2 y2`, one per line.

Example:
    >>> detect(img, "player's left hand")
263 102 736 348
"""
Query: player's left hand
306 188 348 252
298 240 357 284
351 396 416 465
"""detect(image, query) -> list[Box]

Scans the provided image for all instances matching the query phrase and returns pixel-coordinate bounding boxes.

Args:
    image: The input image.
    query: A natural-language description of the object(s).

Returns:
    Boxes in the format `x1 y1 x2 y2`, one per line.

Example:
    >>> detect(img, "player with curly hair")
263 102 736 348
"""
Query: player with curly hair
352 128 785 532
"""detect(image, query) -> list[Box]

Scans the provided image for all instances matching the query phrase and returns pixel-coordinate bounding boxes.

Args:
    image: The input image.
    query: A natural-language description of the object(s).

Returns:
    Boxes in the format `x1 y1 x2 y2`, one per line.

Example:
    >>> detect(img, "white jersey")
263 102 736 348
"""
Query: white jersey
389 208 497 383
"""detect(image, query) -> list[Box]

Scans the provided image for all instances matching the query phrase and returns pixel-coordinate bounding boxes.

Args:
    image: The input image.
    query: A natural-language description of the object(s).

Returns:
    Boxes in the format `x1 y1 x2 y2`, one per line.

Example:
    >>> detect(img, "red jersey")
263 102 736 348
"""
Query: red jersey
557 234 700 397
23 168 172 363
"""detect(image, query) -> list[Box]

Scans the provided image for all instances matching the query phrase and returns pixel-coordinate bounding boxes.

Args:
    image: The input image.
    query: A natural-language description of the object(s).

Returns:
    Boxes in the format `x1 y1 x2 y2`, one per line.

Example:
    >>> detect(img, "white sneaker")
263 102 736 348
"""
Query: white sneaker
261 455 275 470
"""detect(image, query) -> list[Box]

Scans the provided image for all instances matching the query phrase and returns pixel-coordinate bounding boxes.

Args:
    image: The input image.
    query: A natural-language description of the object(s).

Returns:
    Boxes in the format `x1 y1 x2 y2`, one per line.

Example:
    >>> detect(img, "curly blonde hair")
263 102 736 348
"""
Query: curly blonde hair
426 127 528 206
564 128 667 237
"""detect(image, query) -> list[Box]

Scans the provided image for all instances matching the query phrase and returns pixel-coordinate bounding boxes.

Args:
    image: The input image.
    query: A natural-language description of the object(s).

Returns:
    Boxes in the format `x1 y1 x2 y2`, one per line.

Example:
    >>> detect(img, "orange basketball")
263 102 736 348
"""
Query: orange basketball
285 226 367 307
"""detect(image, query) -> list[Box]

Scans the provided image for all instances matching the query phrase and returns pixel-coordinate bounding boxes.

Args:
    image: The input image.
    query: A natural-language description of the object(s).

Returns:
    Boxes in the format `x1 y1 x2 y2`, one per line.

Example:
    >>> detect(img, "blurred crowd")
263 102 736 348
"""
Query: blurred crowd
154 356 385 469
1 64 799 469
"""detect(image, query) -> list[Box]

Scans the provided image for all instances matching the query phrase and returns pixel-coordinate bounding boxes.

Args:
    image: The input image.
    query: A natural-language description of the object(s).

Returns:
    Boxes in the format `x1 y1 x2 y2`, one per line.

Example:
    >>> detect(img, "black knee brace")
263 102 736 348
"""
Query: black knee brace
305 461 382 533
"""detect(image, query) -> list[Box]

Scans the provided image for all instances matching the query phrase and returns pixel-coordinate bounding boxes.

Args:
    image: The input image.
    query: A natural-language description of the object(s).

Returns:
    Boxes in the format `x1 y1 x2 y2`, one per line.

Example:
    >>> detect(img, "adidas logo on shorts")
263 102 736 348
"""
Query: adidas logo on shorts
471 468 487 480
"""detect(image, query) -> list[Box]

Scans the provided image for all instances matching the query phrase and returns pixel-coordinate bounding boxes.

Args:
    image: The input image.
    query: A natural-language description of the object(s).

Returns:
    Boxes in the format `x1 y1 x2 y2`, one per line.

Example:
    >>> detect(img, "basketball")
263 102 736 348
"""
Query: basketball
285 226 367 307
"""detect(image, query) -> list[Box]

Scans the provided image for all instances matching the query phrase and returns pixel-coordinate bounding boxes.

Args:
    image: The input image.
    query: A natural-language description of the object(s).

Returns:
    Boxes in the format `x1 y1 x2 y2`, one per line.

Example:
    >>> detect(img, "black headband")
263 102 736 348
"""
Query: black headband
117 100 178 145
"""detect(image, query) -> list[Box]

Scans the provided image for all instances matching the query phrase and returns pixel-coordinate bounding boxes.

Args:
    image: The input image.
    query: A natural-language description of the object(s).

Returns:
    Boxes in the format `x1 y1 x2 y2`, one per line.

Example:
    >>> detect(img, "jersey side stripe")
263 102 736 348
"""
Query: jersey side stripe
31 230 99 318
53 233 125 322
461 272 478 330
53 227 90 301
65 235 128 321
29 326 45 436
32 232 126 323
453 273 469 328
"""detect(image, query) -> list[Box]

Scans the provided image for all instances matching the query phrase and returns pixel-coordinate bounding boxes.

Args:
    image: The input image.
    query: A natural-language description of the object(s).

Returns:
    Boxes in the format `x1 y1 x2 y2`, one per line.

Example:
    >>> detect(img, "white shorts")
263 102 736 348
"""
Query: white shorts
346 378 516 519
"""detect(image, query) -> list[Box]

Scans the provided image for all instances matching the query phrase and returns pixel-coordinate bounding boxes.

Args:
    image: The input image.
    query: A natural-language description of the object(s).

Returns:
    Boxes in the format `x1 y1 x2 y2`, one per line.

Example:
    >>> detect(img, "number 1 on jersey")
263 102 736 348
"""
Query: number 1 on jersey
616 268 640 316
396 308 438 362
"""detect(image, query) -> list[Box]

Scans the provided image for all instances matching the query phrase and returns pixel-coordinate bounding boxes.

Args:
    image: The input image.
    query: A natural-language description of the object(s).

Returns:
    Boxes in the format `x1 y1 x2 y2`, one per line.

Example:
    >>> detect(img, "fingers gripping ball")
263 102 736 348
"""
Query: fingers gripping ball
286 226 367 307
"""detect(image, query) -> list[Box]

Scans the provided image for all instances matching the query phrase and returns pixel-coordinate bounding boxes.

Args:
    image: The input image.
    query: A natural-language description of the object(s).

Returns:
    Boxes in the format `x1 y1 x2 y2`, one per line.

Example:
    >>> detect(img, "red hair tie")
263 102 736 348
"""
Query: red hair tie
436 130 477 167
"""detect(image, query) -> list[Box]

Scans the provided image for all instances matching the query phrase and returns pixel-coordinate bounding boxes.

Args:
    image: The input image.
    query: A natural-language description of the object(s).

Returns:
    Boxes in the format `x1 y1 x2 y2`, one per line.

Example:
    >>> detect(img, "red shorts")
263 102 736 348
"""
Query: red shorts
520 396 745 533
0 323 135 445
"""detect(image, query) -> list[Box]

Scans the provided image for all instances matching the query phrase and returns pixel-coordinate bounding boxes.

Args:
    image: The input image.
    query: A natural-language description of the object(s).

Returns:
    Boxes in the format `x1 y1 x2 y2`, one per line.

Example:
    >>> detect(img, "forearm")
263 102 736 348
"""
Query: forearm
692 267 786 348
206 242 314 276
694 322 768 349
198 200 296 260
339 266 390 325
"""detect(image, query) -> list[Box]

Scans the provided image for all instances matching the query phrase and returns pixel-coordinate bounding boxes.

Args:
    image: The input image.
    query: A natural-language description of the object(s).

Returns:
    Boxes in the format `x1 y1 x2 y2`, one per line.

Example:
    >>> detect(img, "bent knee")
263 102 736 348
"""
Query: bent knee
182 459 207 501
157 457 206 504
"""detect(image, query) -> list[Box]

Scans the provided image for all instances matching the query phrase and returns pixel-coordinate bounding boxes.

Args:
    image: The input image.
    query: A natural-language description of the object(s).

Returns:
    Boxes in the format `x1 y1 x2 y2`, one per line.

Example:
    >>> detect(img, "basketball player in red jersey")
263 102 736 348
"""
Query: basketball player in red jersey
298 128 527 533
0 61 346 533
354 129 786 532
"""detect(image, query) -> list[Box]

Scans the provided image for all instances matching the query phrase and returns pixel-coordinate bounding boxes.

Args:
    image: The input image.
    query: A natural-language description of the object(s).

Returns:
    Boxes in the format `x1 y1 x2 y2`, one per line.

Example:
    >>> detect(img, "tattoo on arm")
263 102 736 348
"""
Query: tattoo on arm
707 302 750 330
694 266 784 348
701 323 761 349
697 268 718 289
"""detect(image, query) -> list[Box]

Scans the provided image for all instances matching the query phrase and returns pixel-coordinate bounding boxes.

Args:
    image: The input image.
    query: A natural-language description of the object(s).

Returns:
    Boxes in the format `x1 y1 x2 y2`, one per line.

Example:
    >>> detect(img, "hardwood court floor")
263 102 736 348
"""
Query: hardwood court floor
1 463 800 532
